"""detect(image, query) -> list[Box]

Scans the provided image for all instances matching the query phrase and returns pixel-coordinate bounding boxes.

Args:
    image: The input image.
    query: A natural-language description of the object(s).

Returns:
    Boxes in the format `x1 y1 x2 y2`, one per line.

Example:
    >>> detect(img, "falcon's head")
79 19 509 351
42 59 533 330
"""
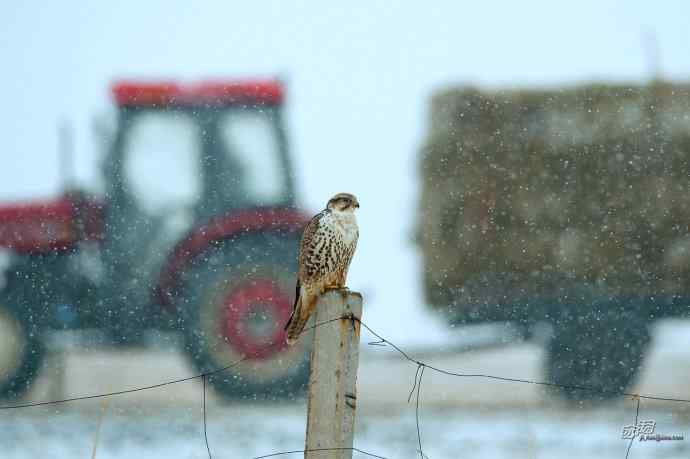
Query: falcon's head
327 193 360 212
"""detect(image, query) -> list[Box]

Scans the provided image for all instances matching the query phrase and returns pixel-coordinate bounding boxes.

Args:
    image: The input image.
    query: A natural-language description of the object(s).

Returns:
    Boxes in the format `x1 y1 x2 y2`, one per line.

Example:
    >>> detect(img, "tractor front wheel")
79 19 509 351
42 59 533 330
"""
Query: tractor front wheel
0 289 44 400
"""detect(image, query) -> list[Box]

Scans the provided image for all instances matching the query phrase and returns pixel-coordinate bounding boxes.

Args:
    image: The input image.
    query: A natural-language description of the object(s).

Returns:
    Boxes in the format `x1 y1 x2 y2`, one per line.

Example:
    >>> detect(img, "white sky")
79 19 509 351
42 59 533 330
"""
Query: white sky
1 1 689 343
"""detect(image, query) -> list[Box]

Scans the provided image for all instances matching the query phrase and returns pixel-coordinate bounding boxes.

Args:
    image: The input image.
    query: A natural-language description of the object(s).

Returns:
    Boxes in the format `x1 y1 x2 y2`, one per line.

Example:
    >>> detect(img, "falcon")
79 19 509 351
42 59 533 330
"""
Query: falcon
285 193 360 344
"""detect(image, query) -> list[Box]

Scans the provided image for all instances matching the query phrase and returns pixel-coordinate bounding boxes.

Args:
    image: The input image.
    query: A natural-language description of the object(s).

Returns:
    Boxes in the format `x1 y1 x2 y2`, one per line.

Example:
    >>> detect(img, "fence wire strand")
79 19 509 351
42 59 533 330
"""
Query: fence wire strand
625 396 641 459
203 374 212 459
415 364 427 459
0 314 686 459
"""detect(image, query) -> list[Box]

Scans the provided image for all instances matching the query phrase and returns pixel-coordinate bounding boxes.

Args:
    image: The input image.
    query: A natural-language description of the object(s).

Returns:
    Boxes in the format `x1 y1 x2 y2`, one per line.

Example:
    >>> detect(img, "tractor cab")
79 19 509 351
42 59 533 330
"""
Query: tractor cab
107 80 295 218
100 81 298 332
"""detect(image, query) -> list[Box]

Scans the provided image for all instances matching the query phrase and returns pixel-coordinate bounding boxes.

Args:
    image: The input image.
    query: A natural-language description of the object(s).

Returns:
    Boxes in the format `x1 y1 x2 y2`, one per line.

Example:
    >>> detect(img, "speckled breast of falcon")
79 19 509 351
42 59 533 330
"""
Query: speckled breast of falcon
302 209 358 286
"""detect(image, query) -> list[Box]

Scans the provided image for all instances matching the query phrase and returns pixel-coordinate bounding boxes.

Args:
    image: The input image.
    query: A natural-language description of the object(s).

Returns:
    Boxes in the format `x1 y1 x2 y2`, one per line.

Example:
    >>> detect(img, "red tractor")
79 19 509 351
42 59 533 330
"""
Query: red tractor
0 79 312 400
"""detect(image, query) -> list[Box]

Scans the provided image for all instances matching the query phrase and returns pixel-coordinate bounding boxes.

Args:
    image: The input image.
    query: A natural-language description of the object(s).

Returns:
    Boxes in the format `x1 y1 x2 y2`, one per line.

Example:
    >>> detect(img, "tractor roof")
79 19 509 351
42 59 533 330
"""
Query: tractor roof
112 79 284 107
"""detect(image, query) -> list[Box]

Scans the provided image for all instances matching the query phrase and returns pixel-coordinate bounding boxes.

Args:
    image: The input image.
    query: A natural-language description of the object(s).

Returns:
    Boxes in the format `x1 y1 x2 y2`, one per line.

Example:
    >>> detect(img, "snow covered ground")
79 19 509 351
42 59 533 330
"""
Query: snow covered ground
2 402 689 458
0 317 688 458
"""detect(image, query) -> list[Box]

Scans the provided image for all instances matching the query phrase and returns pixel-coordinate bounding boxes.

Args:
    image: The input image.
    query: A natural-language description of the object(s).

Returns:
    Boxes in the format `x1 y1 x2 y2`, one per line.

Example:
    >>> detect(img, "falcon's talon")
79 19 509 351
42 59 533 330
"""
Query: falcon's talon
343 312 358 331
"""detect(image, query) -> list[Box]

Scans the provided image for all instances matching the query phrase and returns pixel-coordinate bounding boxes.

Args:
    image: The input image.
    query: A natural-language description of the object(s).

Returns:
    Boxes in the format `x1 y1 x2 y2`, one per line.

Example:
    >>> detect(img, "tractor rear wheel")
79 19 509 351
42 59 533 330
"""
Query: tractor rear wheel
178 232 310 400
0 290 44 400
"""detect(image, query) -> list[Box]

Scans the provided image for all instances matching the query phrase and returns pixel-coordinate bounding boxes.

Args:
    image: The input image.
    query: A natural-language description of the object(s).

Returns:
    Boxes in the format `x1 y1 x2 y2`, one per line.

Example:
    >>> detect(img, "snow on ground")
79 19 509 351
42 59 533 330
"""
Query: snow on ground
4 320 690 459
2 402 689 459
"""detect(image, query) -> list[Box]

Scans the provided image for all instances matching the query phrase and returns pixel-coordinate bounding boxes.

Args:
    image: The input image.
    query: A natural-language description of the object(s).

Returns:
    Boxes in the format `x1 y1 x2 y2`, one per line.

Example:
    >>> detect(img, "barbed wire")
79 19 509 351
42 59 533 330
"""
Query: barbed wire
414 364 427 459
202 374 212 459
355 318 690 404
0 316 342 411
0 314 686 459
625 396 641 459
353 317 683 459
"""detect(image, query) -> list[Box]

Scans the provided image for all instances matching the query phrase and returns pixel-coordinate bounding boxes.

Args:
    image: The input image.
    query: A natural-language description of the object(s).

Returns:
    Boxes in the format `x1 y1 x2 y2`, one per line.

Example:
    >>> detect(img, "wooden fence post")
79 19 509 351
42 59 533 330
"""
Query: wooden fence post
305 289 363 459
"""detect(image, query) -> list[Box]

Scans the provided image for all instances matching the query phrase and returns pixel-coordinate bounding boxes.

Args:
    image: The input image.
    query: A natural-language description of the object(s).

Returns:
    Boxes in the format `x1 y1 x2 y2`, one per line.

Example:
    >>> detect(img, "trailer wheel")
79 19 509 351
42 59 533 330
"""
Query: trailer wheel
0 290 44 400
178 232 310 400
545 295 649 401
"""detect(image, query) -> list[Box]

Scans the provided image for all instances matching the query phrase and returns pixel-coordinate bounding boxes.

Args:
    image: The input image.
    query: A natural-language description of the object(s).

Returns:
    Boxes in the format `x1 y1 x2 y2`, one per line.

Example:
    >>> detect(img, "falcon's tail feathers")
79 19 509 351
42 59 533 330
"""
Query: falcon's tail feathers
284 280 300 332
285 292 316 345
285 306 308 346
284 308 295 332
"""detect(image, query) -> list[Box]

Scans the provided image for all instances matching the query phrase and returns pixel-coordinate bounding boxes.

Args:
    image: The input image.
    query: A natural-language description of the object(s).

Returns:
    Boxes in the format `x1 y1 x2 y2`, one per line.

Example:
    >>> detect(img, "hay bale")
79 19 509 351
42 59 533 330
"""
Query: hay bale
418 82 690 312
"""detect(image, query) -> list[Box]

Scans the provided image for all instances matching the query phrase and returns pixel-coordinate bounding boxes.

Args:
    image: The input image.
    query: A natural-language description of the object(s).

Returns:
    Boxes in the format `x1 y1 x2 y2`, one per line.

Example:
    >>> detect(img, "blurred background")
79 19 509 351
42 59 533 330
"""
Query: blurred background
2 1 690 458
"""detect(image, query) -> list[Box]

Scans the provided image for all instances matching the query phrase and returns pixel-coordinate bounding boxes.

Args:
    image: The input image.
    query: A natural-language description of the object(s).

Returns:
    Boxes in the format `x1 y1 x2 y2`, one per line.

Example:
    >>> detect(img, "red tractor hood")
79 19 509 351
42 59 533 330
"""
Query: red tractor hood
0 195 103 254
